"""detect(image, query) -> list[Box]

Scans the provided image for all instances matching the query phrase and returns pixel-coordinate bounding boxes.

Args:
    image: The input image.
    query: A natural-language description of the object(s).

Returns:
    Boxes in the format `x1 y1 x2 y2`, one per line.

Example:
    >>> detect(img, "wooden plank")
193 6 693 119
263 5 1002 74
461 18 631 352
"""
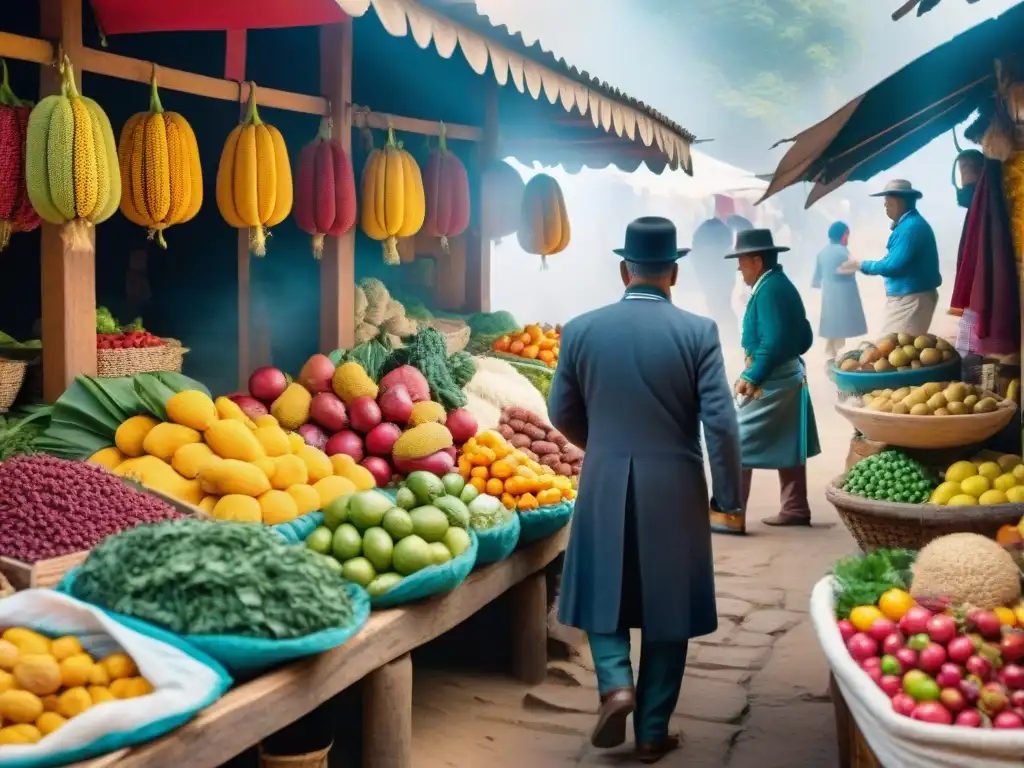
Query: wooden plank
0 31 54 65
223 30 246 83
237 230 251 389
0 551 89 590
353 107 481 142
89 529 568 768
319 21 356 354
465 79 498 312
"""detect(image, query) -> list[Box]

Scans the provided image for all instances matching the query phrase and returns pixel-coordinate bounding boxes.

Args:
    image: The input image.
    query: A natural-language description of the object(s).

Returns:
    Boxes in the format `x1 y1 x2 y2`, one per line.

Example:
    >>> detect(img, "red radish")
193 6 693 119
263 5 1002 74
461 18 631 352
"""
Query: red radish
882 633 904 655
911 702 953 724
379 366 430 403
972 610 1003 640
926 614 957 645
249 367 288 402
230 394 270 419
360 456 393 488
297 424 328 450
936 664 963 688
377 383 415 424
901 606 932 636
393 450 456 476
879 675 902 697
954 709 982 727
837 620 856 643
309 392 349 432
348 396 383 434
967 655 993 681
868 618 898 643
324 430 365 463
298 354 336 394
993 710 1024 729
919 644 947 675
947 636 976 664
1002 631 1024 663
892 693 916 716
365 423 402 457
444 408 479 443
847 633 878 662
1002 664 1024 690
895 648 918 671
939 687 966 713
441 445 457 460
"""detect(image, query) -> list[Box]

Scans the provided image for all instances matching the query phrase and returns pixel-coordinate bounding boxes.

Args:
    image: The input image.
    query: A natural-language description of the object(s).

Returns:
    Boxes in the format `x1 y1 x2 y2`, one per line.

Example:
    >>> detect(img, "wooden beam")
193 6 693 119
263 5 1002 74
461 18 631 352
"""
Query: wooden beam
319 21 356 354
0 32 54 65
465 79 498 313
352 107 481 141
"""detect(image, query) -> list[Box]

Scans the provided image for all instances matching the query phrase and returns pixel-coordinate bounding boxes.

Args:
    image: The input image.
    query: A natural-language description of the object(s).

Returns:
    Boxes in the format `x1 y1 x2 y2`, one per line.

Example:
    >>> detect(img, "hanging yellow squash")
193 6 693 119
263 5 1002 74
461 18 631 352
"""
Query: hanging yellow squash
25 56 120 250
118 73 203 248
360 126 425 265
216 82 292 256
517 173 570 268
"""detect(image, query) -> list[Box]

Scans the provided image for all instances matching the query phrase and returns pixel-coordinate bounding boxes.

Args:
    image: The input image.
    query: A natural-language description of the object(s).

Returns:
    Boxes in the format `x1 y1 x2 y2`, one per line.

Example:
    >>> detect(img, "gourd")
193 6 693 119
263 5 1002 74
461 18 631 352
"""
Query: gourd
117 73 203 247
165 390 218 431
393 422 453 461
422 125 470 253
331 361 378 404
271 383 313 430
481 159 524 242
359 126 425 265
294 117 356 257
0 60 40 251
287 484 321 515
517 173 570 268
171 442 219 479
198 459 271 497
408 401 446 426
216 82 292 256
87 446 124 471
25 56 120 250
270 454 309 490
253 424 291 457
204 419 265 462
115 415 160 457
297 445 334 484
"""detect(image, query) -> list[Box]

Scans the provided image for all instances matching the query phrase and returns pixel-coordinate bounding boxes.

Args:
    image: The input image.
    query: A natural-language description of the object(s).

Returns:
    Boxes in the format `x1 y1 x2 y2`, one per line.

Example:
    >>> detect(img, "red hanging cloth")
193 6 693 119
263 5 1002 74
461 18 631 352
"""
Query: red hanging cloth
89 0 348 35
713 194 735 222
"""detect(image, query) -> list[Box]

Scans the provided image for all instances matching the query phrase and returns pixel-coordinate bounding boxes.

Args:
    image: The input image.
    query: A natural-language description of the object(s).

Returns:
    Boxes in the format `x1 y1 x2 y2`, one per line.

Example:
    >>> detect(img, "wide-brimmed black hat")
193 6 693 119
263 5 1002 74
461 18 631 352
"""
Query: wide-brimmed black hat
613 216 690 263
724 228 791 259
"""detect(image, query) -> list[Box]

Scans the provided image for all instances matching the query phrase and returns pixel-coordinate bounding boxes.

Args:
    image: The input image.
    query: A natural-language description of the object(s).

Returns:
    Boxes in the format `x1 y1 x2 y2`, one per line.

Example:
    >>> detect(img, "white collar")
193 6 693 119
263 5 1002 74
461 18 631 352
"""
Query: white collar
751 269 771 295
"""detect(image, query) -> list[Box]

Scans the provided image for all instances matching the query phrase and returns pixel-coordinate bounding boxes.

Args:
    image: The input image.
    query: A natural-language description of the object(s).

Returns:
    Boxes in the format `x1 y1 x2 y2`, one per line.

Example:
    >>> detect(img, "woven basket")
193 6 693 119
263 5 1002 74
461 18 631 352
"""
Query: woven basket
825 473 1023 552
834 396 1017 449
259 744 330 768
0 359 28 411
96 339 187 378
427 319 470 354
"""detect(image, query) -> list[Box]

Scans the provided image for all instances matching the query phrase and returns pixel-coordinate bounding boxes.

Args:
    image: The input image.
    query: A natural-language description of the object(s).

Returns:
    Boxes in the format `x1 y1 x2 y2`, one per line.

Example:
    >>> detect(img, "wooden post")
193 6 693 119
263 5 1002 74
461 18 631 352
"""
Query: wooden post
40 0 96 402
363 653 412 768
465 79 498 313
319 21 355 353
237 230 251 388
510 571 548 684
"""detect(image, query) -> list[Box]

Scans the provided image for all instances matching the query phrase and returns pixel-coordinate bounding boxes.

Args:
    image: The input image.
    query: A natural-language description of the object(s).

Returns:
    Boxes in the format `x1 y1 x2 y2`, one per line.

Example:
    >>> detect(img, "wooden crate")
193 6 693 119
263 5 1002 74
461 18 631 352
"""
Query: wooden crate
0 550 89 590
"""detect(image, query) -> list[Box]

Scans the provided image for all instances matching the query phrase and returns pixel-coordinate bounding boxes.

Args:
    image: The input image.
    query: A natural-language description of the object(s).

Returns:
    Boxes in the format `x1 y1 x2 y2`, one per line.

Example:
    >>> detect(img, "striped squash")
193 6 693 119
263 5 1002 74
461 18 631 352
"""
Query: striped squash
0 60 40 251
422 126 470 253
117 74 203 248
359 126 425 265
293 117 356 258
216 82 292 256
25 56 120 250
517 173 570 268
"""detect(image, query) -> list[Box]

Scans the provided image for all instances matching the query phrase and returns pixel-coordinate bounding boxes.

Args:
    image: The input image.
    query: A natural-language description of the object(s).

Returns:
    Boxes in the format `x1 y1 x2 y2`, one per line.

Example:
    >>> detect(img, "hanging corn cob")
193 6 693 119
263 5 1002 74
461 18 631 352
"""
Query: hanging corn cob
517 173 570 269
422 123 470 254
25 56 120 251
117 71 203 248
216 82 292 256
0 60 40 251
359 126 425 265
294 116 356 258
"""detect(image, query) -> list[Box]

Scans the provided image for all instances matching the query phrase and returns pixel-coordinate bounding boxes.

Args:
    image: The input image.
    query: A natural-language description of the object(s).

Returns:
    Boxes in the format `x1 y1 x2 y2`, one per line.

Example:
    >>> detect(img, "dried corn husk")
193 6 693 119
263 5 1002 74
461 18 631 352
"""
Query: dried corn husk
353 286 368 325
1003 150 1024 278
354 322 378 344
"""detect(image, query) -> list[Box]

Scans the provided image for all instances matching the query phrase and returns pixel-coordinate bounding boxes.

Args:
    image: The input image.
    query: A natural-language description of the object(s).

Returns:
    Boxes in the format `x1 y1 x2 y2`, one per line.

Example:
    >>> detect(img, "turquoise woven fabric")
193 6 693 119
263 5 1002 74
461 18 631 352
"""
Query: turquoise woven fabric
517 500 574 547
473 513 520 566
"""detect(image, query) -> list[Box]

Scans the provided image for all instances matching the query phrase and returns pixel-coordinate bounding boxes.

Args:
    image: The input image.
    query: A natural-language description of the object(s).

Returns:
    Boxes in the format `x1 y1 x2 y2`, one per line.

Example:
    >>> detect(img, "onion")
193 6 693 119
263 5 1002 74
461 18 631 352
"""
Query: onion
836 619 856 643
891 693 916 717
954 709 982 727
936 663 963 689
901 606 933 636
879 675 902 697
868 618 898 643
918 644 948 675
947 636 976 664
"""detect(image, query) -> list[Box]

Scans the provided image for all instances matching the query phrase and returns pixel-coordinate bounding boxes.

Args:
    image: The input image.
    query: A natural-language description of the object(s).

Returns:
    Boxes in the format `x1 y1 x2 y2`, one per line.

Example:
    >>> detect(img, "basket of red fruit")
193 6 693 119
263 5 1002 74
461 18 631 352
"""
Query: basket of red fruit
95 308 187 378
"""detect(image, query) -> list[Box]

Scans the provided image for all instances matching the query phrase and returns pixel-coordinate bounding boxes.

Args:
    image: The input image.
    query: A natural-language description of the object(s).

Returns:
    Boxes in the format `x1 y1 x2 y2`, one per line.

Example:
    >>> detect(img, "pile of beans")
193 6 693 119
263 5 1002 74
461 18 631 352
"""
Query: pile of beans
0 455 182 563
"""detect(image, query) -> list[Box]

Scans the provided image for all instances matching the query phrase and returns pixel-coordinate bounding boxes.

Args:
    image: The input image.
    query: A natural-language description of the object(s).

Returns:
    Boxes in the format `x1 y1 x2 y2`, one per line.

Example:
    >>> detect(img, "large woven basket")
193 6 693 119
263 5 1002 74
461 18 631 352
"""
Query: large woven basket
96 339 187 378
0 359 28 411
427 319 470 354
835 396 1017 449
825 473 1022 552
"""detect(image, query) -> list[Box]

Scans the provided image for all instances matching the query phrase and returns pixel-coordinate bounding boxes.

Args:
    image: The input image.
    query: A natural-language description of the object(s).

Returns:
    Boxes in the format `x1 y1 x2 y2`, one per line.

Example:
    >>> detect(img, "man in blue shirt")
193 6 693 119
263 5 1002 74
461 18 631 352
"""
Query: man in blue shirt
840 180 942 335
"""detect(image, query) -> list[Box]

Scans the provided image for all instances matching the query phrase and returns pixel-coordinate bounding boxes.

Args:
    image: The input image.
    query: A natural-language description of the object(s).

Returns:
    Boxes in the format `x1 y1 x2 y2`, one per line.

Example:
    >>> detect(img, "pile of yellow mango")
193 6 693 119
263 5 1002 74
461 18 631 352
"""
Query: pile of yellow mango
88 390 376 525
0 627 151 745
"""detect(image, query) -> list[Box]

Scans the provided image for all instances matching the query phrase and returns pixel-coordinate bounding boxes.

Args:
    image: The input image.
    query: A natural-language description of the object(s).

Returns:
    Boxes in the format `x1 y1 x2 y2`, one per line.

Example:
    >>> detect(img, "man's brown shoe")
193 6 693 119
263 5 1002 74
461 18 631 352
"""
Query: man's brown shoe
636 734 681 764
590 687 636 749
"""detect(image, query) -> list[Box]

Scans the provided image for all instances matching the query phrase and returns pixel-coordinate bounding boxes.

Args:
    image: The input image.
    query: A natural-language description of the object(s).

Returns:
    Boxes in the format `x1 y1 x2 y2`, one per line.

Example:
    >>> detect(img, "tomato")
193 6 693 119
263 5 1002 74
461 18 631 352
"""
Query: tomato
850 605 885 633
878 589 915 622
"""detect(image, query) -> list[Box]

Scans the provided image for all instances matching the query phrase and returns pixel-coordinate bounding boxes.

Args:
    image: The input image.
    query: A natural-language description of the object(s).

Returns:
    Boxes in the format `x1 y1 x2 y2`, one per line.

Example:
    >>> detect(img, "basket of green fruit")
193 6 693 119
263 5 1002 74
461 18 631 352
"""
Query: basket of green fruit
830 332 960 394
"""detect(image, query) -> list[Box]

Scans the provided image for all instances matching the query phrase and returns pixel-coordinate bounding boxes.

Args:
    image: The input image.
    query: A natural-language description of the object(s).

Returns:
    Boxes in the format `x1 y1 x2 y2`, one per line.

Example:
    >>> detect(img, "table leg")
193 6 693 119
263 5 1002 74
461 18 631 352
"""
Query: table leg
510 571 548 684
363 653 413 768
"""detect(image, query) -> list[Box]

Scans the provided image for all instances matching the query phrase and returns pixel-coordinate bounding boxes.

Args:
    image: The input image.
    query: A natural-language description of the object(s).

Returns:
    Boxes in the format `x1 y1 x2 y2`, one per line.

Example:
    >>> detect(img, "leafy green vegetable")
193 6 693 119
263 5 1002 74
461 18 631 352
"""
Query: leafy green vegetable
329 331 394 381
71 519 355 639
95 307 119 334
448 351 476 389
0 406 51 461
467 311 519 336
381 328 467 410
832 548 916 619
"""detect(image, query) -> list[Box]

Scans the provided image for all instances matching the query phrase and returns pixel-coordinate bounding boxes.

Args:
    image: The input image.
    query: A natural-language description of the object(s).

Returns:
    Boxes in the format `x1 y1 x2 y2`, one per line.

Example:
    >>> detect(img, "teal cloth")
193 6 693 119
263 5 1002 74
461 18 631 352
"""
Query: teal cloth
57 568 371 679
740 266 814 386
371 529 478 609
738 359 820 469
473 513 521 566
517 500 574 547
589 631 688 744
272 511 324 544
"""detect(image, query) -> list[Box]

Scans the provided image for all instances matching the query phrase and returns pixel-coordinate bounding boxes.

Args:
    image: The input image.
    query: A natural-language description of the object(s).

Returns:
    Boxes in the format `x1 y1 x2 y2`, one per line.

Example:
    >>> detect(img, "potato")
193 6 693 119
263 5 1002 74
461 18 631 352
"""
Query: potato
508 419 527 433
531 440 559 456
540 454 562 468
522 424 547 441
510 434 533 449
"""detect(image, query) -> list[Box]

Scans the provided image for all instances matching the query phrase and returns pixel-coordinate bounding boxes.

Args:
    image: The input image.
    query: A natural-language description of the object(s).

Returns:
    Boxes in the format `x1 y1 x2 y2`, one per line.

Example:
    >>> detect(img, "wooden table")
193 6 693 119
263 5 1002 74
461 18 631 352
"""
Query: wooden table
78 529 568 768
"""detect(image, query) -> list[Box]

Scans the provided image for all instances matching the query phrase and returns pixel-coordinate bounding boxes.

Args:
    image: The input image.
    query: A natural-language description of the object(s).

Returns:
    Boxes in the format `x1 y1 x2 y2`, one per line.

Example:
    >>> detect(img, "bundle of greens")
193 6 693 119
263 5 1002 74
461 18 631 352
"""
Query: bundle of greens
329 330 394 381
832 548 917 619
71 518 355 639
380 327 468 410
0 406 50 462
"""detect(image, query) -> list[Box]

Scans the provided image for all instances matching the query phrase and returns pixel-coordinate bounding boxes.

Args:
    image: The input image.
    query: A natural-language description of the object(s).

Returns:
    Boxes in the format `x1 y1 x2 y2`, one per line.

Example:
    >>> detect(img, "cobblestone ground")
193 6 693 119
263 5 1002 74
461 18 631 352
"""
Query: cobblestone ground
412 340 882 767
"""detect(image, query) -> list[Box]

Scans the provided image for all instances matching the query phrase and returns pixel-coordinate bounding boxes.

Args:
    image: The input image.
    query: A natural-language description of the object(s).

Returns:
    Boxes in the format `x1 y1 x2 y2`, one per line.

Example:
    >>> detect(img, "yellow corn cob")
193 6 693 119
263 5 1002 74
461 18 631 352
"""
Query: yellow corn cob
129 118 154 226
47 95 76 221
117 113 149 226
25 95 64 224
216 124 246 228
142 115 170 227
163 114 190 225
233 123 259 226
81 98 118 224
69 98 97 219
396 147 425 238
253 124 276 224
359 152 386 240
265 124 292 227
172 114 203 223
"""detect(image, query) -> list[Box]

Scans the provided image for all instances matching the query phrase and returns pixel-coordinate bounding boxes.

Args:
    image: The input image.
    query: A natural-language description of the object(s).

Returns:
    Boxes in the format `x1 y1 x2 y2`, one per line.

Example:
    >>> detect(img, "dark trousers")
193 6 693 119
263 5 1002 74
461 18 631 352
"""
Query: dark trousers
742 465 811 520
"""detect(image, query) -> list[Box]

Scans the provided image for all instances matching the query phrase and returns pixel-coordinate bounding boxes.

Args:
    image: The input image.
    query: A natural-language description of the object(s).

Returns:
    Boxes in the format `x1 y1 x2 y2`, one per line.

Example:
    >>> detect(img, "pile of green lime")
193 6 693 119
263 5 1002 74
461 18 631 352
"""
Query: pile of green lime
842 450 935 504
305 471 474 599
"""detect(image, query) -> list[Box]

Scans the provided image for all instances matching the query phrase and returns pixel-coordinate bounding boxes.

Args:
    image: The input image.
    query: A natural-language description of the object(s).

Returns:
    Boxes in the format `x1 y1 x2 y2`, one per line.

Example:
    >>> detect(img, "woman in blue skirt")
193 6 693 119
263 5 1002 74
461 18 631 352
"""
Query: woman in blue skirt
812 222 867 358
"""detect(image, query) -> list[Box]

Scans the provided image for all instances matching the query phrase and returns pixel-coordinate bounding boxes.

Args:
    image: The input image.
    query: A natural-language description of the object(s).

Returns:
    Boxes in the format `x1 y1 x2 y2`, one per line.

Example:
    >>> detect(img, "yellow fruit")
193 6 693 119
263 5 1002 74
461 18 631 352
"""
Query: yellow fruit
979 489 1009 506
13 655 61 695
128 677 153 696
141 421 202 461
271 454 309 490
0 670 15 693
203 419 265 462
165 390 219 431
0 690 44 723
87 446 125 470
271 383 313 430
331 456 377 490
878 589 914 621
215 396 258 428
3 629 50 655
114 414 161 457
517 173 570 265
212 494 262 523
995 473 1019 492
978 461 1003 480
198 458 271 497
313 475 356 508
1009 486 1024 504
253 425 291 457
960 475 991 497
0 640 18 670
198 495 218 513
57 687 92 718
1014 605 1024 627
49 636 83 661
88 664 110 686
254 414 279 428
948 494 979 506
0 723 42 743
331 362 378 405
297 445 334 484
88 685 115 704
258 489 300 525
101 653 137 680
40 695 59 712
110 678 148 699
849 605 884 632
930 481 961 505
359 127 426 265
36 711 67 735
59 653 94 688
288 432 306 453
286 484 321 515
996 606 1018 627
392 423 453 461
171 442 219 480
407 401 446 426
113 455 203 505
252 456 277 481
945 460 979 483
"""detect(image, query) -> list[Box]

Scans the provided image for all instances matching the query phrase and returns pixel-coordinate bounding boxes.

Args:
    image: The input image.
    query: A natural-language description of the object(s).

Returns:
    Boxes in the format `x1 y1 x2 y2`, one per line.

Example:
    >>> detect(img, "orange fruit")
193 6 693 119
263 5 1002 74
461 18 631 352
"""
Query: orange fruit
1014 605 1024 627
995 606 1018 627
877 589 915 622
850 605 885 633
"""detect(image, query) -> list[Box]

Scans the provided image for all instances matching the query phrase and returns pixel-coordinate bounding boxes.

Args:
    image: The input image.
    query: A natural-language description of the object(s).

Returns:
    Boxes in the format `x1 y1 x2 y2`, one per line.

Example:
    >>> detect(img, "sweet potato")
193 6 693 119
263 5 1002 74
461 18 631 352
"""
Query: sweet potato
563 446 584 462
539 454 561 468
510 434 533 449
497 424 515 439
557 462 574 476
508 418 527 434
526 410 548 428
547 430 568 448
503 406 531 422
522 424 546 441
570 459 583 474
531 440 559 456
523 449 539 462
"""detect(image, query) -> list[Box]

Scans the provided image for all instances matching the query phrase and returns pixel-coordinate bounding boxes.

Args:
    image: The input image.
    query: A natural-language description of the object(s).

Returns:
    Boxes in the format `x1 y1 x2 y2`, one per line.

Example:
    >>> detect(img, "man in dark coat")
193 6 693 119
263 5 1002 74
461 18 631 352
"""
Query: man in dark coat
549 217 743 763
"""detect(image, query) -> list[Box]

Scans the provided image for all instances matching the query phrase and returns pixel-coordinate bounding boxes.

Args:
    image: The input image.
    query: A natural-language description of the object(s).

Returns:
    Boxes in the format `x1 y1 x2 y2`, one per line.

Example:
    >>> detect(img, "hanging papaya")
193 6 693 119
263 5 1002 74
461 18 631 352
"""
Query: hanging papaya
216 82 293 256
422 124 470 253
0 59 39 251
293 117 356 258
481 159 524 243
517 172 570 268
359 126 425 265
117 73 203 248
25 56 120 250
